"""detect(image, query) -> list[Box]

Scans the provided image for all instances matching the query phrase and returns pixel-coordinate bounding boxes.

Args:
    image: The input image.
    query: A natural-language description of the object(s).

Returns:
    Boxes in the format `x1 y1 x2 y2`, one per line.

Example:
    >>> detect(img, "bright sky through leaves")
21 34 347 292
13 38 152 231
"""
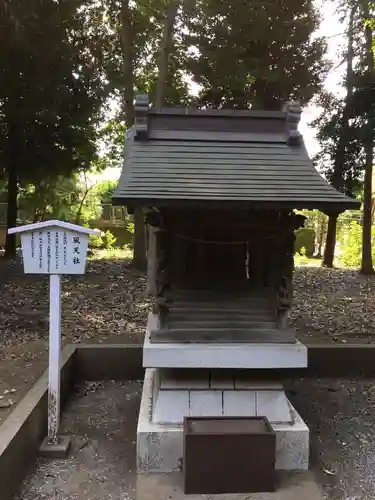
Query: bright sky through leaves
301 0 346 156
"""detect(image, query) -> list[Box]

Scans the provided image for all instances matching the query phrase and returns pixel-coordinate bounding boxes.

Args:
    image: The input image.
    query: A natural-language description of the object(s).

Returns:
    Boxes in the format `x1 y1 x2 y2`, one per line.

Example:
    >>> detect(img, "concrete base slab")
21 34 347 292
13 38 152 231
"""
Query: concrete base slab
38 435 71 458
137 369 309 473
144 314 307 369
136 472 324 500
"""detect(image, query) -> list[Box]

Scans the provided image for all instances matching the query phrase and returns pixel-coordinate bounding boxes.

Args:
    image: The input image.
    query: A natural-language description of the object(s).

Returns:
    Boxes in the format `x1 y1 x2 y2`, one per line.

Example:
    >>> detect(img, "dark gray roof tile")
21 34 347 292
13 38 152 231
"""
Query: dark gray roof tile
113 100 360 211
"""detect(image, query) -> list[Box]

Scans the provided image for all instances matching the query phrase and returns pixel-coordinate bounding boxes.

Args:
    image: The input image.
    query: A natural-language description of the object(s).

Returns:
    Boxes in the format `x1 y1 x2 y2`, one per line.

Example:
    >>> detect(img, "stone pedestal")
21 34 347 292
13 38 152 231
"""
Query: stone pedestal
137 369 309 474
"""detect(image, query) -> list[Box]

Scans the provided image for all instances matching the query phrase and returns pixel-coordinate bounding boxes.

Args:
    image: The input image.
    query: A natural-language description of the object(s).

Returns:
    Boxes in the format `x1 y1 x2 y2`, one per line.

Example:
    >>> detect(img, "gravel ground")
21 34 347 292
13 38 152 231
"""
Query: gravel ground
16 381 142 500
0 258 149 348
1 260 375 350
1 260 375 422
287 377 375 500
15 378 375 500
291 268 375 343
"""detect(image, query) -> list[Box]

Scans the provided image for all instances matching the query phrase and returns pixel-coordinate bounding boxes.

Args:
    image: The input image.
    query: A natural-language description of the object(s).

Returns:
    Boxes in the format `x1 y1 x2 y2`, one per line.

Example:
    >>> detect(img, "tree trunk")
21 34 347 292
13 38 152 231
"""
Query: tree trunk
5 165 18 258
120 0 146 269
120 0 135 126
360 1 374 274
323 213 338 268
155 0 179 109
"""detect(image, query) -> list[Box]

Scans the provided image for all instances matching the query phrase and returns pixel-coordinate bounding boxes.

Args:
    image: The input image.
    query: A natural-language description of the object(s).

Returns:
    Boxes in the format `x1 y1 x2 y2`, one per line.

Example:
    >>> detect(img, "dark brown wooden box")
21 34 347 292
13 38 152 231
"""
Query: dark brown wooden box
183 416 276 495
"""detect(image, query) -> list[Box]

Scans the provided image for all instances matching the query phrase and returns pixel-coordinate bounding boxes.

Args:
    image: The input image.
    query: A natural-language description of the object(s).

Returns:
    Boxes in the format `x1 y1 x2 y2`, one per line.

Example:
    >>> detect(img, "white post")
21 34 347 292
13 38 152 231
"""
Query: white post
48 274 62 444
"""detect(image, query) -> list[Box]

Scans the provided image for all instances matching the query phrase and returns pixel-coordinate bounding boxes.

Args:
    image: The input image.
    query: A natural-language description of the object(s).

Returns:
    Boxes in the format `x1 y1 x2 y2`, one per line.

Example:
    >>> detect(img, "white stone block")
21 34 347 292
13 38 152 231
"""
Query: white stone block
234 378 283 390
189 390 222 417
256 390 292 424
222 390 256 417
144 314 308 369
159 369 210 389
273 404 309 471
137 369 182 473
153 390 189 425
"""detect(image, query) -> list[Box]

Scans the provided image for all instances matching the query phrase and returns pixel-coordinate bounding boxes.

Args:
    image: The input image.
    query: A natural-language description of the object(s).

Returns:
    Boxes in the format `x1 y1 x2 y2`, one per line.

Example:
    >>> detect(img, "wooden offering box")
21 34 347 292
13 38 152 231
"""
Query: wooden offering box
183 416 276 495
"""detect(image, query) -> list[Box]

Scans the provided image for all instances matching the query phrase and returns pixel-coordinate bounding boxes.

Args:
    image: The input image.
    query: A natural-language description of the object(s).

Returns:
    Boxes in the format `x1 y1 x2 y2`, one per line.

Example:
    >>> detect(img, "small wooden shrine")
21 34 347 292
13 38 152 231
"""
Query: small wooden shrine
113 95 359 346
114 96 360 486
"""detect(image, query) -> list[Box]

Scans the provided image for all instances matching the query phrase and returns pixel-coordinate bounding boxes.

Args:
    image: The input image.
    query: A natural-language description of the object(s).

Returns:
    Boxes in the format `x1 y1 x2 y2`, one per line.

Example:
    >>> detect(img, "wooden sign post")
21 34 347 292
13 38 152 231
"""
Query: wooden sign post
8 220 100 457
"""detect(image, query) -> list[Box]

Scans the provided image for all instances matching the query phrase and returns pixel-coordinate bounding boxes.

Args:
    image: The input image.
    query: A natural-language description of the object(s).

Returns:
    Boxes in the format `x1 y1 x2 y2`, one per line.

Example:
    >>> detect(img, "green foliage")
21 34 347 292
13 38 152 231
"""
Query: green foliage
88 229 117 249
18 176 80 223
0 0 109 183
89 231 104 249
312 92 364 197
184 0 328 109
17 174 102 224
295 227 315 257
89 247 133 261
294 246 309 266
103 230 117 249
95 180 118 205
339 221 375 268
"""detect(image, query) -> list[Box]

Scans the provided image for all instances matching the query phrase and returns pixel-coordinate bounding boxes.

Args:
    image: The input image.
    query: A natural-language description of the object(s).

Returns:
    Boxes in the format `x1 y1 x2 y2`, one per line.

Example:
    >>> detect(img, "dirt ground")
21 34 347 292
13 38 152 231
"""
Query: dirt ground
287 377 375 500
16 378 375 500
1 257 375 423
15 380 141 500
0 256 148 423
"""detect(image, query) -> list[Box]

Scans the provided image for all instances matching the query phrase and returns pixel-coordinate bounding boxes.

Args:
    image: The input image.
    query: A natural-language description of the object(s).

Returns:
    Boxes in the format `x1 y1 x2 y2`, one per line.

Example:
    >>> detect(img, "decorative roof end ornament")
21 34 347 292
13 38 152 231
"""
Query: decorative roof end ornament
134 94 149 141
283 101 302 146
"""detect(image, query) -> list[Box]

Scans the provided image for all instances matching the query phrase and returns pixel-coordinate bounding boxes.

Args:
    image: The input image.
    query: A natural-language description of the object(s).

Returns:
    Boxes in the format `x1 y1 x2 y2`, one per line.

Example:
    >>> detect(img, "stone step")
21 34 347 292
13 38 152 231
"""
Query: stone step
168 320 277 329
150 327 295 344
169 310 276 321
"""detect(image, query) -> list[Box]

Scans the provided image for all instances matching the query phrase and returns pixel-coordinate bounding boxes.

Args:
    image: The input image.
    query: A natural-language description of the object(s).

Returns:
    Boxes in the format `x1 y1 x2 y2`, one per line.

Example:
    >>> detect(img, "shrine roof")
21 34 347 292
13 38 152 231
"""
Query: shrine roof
113 96 360 212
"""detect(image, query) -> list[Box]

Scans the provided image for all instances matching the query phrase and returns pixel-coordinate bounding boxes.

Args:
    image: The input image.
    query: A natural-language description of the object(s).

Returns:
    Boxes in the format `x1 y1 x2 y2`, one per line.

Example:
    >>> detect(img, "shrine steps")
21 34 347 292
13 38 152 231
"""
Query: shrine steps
155 288 291 343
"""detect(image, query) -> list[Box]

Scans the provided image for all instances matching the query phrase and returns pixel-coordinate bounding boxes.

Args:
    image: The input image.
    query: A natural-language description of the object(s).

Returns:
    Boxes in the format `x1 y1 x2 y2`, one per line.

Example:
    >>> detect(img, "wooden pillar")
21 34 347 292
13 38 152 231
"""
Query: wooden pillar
250 238 263 288
276 212 305 330
155 225 171 327
146 212 171 328
146 224 158 295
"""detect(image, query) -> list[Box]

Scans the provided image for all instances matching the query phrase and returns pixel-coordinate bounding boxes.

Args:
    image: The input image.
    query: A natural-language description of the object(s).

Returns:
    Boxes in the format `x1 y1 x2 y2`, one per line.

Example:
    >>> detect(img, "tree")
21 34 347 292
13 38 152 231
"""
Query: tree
105 0 189 270
184 0 328 109
313 1 375 270
17 174 102 224
0 0 107 257
155 0 180 109
96 180 118 205
313 5 359 267
360 0 375 274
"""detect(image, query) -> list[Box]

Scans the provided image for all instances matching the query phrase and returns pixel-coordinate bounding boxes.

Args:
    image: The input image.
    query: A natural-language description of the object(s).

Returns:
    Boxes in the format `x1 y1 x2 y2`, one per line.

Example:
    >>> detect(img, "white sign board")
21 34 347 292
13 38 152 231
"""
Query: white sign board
21 229 88 274
8 220 99 275
8 220 100 448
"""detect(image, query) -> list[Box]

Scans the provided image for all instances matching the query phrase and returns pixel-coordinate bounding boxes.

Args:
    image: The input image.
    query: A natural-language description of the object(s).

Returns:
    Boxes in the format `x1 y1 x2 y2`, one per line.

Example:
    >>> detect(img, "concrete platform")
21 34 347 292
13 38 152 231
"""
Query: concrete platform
136 472 324 500
38 435 71 458
144 314 307 369
137 369 309 474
